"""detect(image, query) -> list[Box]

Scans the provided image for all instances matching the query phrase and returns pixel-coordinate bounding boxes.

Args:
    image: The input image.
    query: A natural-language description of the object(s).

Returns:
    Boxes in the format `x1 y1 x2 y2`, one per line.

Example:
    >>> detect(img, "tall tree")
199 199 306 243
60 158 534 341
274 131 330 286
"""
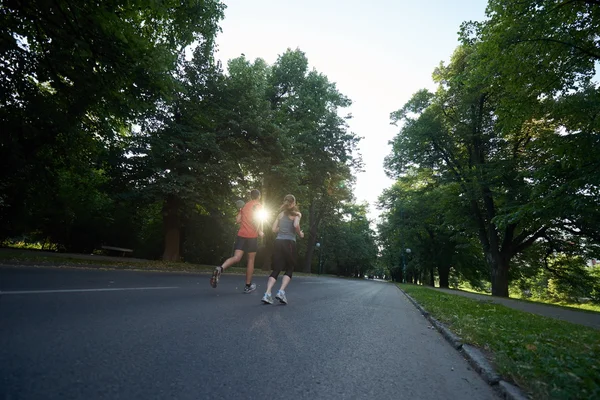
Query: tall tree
227 49 361 272
130 45 238 261
319 203 377 277
379 171 486 288
1 0 226 248
386 32 599 296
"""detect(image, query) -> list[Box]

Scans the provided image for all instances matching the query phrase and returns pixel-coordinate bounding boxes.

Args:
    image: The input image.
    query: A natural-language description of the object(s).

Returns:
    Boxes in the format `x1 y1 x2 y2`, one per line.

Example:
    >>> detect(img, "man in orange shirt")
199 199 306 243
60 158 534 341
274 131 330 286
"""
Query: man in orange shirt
211 189 264 293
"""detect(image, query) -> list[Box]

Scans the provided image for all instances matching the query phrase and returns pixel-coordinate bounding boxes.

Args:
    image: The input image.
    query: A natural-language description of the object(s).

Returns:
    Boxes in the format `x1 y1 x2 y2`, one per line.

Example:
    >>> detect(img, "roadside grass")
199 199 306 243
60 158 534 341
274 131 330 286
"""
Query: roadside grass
0 248 316 277
457 283 600 314
2 240 49 251
398 284 600 400
0 248 215 271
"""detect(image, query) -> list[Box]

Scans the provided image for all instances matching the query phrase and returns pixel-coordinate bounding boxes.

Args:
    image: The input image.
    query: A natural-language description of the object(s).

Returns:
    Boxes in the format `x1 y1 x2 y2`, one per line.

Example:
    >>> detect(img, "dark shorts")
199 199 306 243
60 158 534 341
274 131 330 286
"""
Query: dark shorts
234 236 258 253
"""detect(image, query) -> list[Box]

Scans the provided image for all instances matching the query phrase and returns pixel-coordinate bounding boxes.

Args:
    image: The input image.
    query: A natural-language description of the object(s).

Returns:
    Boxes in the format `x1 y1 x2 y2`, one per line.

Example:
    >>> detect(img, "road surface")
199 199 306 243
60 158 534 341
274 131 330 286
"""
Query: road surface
0 266 498 399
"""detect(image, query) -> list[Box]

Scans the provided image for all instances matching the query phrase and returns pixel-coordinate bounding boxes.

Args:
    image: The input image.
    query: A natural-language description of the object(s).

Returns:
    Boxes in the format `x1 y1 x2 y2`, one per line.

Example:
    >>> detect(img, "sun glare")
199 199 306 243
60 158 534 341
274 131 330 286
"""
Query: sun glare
256 209 269 223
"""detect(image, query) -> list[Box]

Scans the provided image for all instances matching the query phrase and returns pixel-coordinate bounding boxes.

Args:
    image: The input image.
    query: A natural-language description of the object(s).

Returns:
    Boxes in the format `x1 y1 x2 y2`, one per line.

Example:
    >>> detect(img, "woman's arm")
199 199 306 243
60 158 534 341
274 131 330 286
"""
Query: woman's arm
235 210 242 224
294 213 304 238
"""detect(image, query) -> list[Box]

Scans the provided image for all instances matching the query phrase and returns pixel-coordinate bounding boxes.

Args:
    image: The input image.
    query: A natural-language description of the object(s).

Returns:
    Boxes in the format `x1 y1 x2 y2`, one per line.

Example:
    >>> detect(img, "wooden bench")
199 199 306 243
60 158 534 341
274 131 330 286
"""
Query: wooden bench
101 246 134 257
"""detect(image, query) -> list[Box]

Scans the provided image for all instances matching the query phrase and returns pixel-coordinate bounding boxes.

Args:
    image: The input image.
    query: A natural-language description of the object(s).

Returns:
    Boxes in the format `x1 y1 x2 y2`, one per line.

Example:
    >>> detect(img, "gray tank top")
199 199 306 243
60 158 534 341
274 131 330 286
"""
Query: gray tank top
276 214 296 241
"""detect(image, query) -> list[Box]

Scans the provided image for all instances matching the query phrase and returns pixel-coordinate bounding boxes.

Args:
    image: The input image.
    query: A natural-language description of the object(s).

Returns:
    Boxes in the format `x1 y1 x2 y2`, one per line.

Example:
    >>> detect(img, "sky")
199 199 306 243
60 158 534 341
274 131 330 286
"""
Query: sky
214 0 489 222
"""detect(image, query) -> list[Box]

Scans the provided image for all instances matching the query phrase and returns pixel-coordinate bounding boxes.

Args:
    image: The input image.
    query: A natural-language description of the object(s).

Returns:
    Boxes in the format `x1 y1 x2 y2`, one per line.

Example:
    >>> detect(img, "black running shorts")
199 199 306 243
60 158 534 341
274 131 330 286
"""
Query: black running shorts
234 236 258 253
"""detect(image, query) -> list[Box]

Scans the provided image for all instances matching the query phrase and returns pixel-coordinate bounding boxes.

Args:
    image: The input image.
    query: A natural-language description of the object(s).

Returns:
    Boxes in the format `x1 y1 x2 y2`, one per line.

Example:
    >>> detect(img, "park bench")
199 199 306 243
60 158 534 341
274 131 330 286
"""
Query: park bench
101 245 134 257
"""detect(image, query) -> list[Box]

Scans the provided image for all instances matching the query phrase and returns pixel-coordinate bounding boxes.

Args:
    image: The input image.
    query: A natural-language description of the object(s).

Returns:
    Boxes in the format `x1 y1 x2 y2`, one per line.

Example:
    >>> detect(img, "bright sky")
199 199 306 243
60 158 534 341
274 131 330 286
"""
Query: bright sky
214 0 489 222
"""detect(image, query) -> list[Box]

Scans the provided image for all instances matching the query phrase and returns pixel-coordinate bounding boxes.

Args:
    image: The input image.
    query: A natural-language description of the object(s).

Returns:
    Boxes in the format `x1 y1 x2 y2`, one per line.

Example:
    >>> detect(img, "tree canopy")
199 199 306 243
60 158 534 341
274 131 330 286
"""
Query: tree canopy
379 0 600 299
1 1 374 276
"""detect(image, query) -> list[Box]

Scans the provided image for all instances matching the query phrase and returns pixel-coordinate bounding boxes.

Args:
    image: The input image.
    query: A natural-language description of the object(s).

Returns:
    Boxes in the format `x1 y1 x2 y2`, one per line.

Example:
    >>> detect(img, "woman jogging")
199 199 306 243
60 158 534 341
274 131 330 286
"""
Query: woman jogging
261 194 304 305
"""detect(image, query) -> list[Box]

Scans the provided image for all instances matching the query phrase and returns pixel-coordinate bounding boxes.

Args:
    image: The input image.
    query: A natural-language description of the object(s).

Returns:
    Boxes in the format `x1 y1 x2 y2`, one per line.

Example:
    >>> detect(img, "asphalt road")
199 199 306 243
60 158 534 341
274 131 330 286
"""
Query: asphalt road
0 266 498 400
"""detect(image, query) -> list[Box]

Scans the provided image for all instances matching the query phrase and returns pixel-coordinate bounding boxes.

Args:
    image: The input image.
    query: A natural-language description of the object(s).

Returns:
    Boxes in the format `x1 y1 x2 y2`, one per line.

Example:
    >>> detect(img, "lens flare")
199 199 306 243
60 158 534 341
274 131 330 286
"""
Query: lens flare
256 209 269 223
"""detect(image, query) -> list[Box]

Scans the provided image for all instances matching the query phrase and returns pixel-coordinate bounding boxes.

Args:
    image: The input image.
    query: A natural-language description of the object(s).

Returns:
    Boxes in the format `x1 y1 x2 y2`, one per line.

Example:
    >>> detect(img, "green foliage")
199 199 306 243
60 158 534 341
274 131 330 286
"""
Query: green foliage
1 0 227 260
545 255 600 304
1 0 369 267
381 1 600 298
400 284 600 400
320 203 377 277
378 172 487 287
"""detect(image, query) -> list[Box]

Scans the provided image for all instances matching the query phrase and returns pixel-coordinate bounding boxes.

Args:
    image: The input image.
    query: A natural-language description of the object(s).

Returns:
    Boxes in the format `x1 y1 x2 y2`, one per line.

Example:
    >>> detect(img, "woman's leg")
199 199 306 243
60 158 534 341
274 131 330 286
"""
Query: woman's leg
279 275 291 291
267 240 284 294
278 241 296 294
265 276 277 294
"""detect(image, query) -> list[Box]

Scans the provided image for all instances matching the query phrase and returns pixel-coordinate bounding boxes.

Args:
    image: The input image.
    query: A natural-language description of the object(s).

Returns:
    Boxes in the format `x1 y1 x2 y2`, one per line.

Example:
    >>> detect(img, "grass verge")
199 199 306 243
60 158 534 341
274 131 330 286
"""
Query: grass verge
0 248 317 277
0 248 215 272
398 284 600 400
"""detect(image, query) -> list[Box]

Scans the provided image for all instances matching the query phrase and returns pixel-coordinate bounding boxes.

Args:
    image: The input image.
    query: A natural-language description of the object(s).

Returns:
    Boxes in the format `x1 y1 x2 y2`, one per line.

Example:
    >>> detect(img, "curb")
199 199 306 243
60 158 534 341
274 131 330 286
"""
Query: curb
397 286 530 400
430 316 463 349
462 344 501 384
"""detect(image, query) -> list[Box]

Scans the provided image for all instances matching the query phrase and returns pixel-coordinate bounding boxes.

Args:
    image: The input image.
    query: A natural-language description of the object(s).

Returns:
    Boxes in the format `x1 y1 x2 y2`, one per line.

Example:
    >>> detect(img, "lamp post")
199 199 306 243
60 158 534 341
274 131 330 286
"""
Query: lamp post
316 242 322 274
403 248 411 283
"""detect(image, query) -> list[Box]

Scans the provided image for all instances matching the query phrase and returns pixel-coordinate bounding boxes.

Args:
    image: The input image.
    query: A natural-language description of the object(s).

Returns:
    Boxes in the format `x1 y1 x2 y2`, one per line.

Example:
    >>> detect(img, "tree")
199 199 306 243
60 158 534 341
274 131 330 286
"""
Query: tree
263 49 361 273
378 170 486 288
1 0 226 252
221 49 361 272
458 0 600 294
385 2 600 296
387 55 563 296
129 44 241 261
319 203 377 277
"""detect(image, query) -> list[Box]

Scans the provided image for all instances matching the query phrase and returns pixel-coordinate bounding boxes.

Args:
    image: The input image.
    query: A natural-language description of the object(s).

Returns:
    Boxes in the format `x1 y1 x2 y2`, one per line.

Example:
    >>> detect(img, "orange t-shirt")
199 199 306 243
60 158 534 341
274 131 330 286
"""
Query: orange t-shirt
238 200 263 238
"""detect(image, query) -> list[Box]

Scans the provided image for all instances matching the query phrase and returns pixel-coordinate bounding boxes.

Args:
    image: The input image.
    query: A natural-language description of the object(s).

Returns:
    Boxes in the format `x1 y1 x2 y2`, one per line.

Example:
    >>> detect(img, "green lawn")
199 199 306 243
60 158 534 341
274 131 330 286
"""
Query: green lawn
0 248 316 277
0 248 216 271
399 284 600 400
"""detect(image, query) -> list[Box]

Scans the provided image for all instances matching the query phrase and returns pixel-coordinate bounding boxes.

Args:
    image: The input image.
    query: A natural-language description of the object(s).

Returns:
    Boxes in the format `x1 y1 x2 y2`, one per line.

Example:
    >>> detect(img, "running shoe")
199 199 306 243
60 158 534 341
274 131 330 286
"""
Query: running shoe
261 293 273 304
275 290 287 304
210 266 222 288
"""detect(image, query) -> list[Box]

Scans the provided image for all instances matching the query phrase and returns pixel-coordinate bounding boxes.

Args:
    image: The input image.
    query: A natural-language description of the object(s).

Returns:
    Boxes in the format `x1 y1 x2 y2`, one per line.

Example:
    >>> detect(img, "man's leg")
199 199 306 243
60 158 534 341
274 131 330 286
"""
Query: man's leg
246 252 256 285
242 237 258 293
211 249 244 288
222 250 244 271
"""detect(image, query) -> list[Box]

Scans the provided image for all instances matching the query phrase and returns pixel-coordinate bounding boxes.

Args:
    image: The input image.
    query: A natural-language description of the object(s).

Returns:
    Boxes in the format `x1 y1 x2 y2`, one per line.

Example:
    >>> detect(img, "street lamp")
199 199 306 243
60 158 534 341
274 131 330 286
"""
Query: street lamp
402 248 411 283
316 242 322 274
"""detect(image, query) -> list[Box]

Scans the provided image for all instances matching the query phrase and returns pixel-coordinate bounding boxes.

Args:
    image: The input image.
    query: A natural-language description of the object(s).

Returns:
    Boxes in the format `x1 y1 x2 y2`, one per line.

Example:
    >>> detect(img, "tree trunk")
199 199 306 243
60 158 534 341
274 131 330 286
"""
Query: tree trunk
162 196 181 261
303 233 318 273
261 180 273 270
489 253 510 297
438 265 450 288
259 230 274 271
302 199 321 273
429 266 435 287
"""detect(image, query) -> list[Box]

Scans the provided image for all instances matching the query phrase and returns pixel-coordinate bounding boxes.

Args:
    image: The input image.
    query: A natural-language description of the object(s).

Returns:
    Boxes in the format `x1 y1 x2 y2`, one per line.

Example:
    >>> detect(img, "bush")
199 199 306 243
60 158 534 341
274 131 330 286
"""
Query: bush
546 255 600 304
